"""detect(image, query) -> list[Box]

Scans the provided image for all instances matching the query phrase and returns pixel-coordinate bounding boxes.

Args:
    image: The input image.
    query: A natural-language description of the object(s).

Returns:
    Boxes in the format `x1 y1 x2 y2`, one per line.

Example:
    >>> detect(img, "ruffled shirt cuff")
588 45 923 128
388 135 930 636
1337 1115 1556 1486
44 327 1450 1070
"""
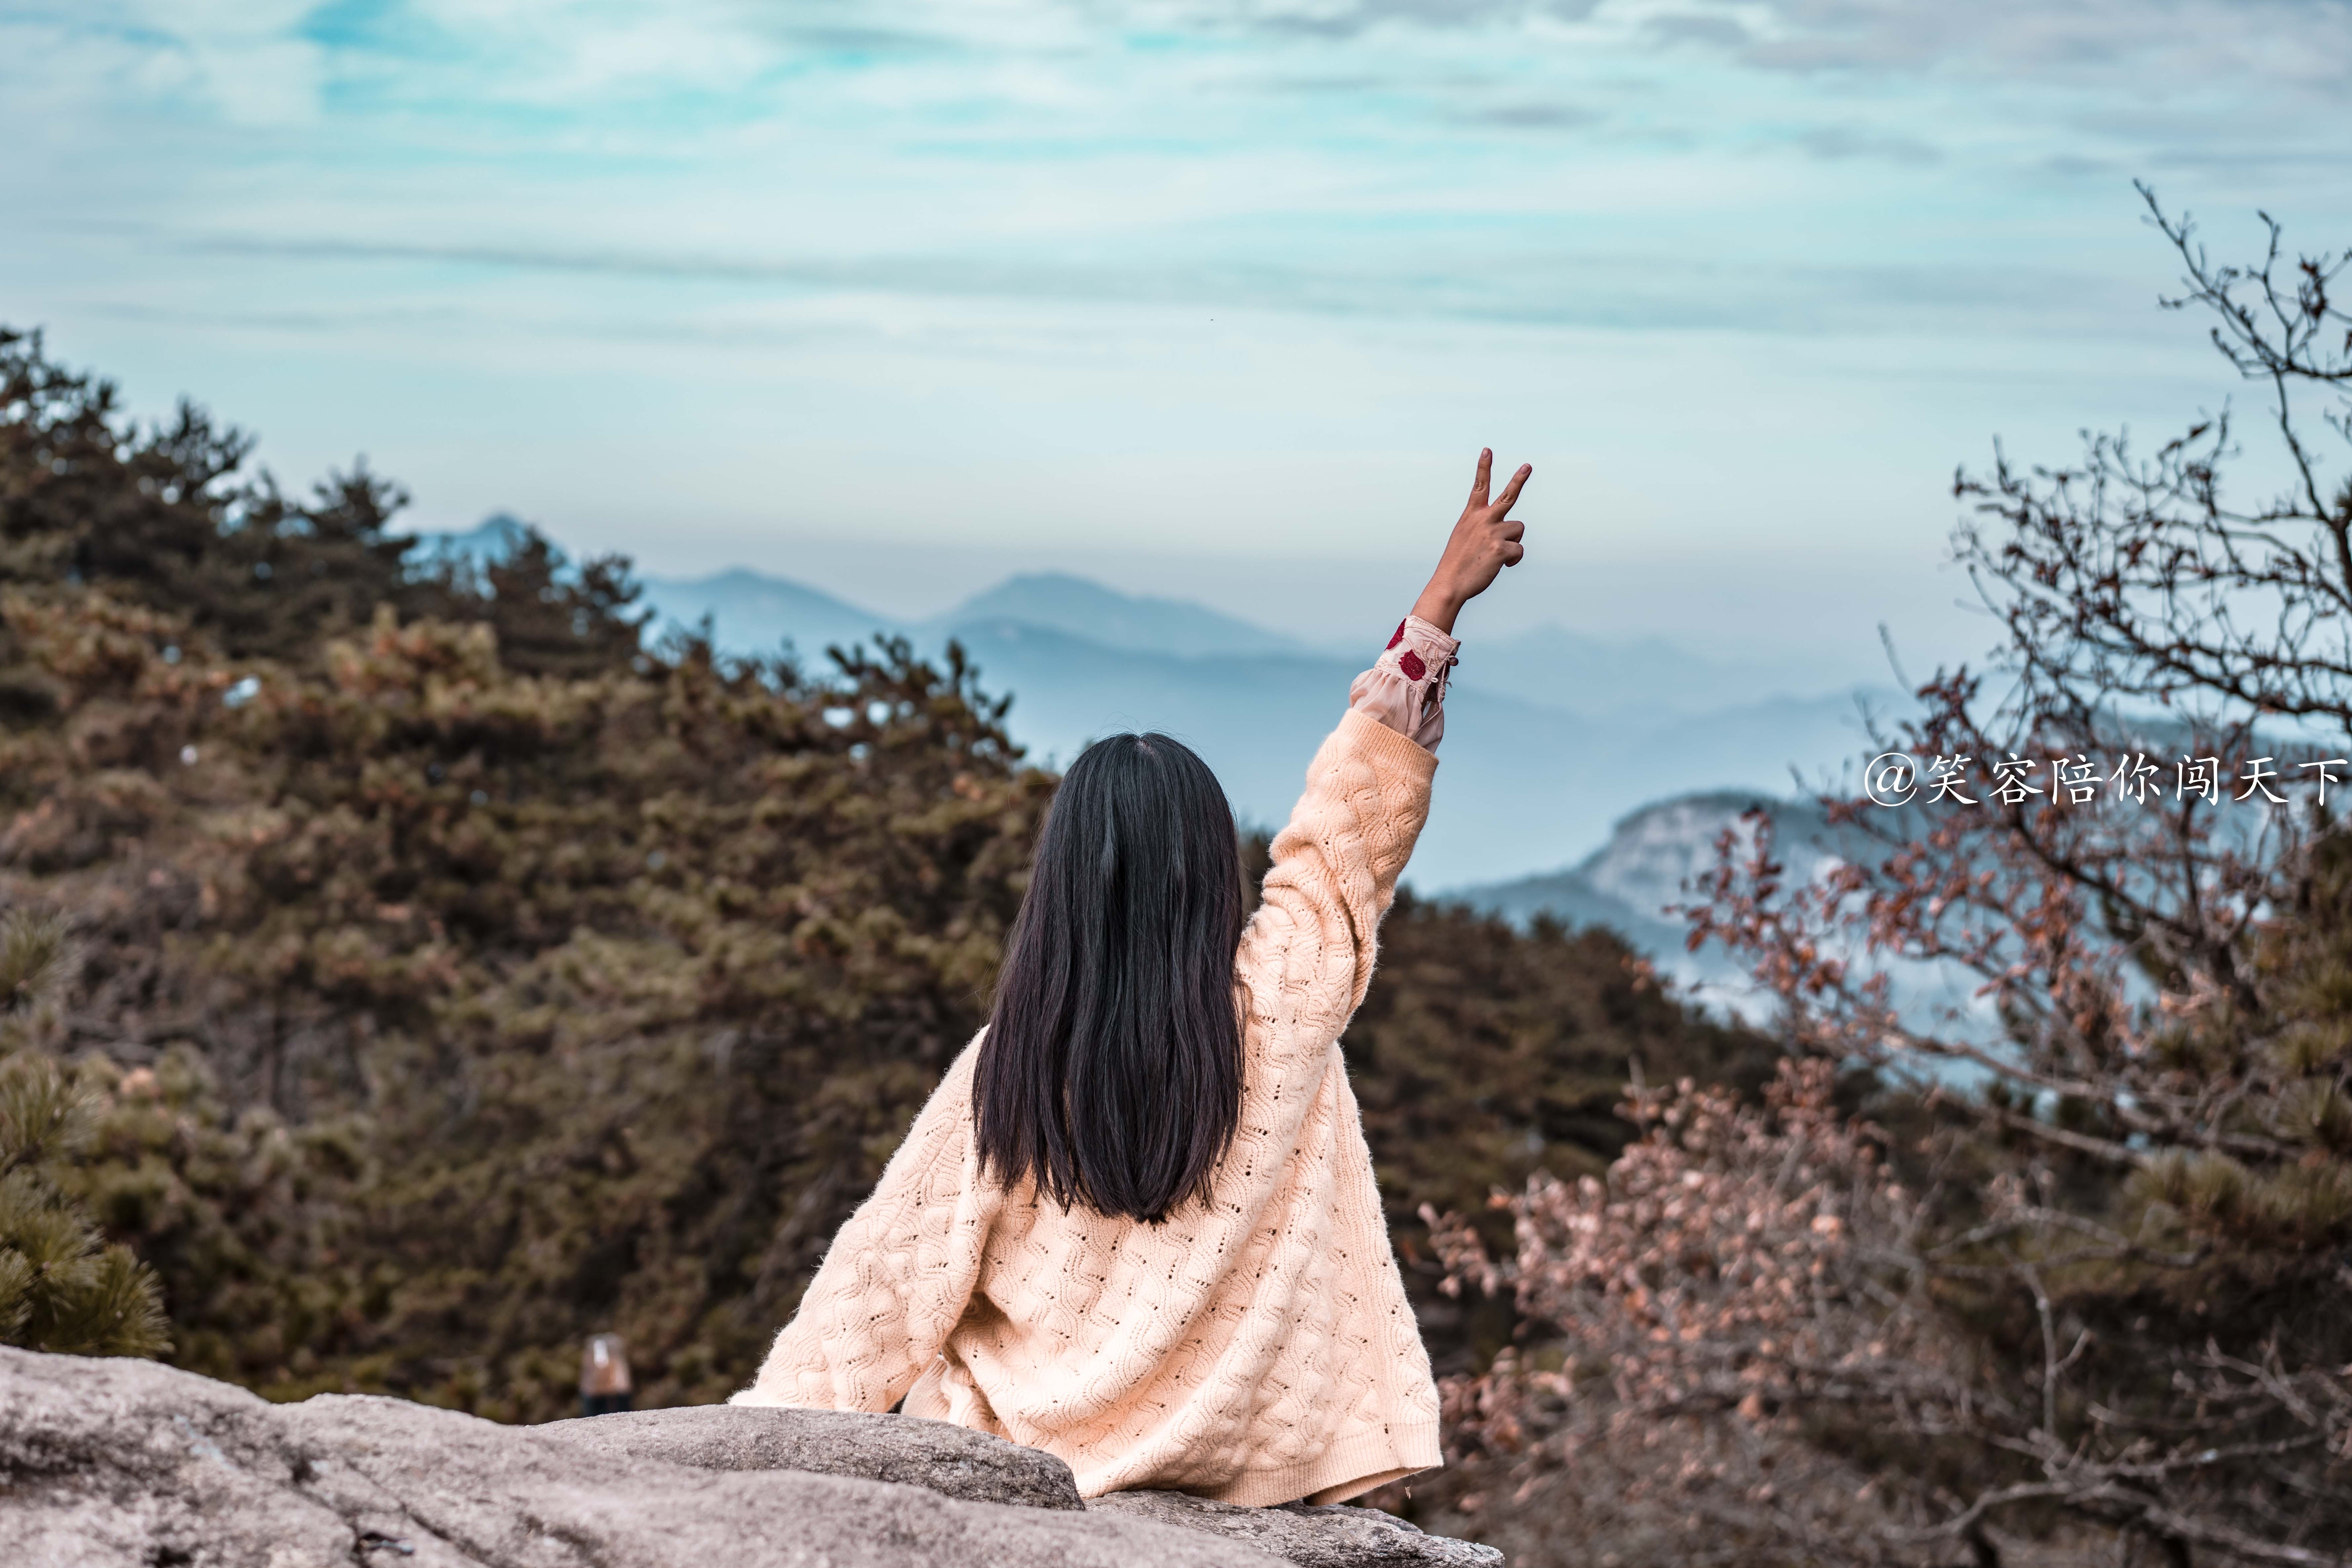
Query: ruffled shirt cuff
1347 614 1459 754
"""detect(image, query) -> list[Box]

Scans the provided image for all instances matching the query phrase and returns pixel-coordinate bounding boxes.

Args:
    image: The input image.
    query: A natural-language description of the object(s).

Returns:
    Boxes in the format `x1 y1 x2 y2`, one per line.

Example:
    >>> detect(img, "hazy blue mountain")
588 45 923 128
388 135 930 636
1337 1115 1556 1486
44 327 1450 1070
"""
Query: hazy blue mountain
412 524 1905 888
409 513 533 569
1413 683 1894 886
632 566 1312 665
1459 623 1850 717
943 616 1894 886
924 572 1311 658
1448 792 2000 1038
939 620 1355 810
408 521 907 664
637 568 898 662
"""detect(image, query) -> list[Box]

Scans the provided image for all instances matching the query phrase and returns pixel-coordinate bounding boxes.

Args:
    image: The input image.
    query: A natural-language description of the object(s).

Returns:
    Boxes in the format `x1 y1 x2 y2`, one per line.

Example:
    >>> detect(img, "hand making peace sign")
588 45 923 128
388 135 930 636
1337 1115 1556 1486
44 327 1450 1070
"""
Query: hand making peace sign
1411 448 1532 634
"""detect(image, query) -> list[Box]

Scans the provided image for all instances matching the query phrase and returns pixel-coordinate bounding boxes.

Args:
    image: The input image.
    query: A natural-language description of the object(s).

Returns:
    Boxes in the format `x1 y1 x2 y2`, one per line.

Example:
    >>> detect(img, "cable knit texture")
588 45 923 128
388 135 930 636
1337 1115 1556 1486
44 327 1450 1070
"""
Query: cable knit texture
733 708 1443 1507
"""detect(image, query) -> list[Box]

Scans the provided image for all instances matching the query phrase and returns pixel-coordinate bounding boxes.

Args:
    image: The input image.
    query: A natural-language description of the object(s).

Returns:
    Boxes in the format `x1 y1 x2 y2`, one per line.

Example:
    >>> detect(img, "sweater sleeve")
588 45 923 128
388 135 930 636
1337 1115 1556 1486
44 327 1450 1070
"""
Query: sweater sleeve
731 1040 994 1412
1235 707 1437 1102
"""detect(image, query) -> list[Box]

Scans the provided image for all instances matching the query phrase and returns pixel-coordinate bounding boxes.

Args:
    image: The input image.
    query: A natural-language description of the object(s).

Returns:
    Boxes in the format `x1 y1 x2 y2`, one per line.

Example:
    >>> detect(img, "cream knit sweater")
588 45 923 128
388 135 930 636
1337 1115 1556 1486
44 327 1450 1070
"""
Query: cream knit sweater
732 708 1442 1506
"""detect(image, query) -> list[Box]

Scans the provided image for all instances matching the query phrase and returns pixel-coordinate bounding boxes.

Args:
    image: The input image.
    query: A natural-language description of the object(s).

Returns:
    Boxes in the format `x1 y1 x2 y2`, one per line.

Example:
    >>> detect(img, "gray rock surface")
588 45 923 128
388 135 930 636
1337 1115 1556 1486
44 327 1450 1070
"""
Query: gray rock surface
0 1347 1503 1567
535 1403 1085 1510
0 1348 1269 1568
1090 1491 1506 1567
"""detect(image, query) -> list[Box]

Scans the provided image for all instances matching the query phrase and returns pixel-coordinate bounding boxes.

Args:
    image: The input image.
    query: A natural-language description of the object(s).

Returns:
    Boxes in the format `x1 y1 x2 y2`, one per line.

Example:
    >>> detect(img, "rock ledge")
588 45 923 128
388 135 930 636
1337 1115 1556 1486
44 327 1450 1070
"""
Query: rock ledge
1093 1490 1503 1566
538 1402 1086 1511
0 1347 1499 1567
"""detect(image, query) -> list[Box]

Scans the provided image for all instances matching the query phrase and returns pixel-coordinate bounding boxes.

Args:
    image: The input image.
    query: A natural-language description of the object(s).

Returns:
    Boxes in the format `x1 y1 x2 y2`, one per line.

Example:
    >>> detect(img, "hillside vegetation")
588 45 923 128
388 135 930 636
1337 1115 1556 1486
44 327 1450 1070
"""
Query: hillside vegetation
0 326 1760 1418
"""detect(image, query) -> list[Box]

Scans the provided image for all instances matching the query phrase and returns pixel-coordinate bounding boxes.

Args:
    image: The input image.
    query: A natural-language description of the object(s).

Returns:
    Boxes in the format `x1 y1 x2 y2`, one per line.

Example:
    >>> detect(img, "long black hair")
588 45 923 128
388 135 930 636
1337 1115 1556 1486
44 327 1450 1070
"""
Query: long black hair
974 732 1247 1223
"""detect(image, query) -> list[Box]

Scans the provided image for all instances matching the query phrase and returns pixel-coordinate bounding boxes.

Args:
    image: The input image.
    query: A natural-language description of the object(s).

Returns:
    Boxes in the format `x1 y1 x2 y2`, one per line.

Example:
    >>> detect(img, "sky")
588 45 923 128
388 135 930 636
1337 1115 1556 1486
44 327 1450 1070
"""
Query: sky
5 0 2350 682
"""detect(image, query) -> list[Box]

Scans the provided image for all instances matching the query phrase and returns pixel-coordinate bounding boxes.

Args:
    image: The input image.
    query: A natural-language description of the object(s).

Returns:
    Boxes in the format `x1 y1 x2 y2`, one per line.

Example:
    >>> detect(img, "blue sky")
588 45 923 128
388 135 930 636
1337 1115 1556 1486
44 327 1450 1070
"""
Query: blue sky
5 0 2349 679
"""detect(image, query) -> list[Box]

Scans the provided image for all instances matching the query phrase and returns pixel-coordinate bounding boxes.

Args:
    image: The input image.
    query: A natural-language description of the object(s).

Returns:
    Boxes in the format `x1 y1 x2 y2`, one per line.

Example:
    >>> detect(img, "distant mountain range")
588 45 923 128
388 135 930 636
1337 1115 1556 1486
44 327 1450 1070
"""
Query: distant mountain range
410 518 1913 991
629 570 1899 887
1451 791 2001 1037
622 554 1840 721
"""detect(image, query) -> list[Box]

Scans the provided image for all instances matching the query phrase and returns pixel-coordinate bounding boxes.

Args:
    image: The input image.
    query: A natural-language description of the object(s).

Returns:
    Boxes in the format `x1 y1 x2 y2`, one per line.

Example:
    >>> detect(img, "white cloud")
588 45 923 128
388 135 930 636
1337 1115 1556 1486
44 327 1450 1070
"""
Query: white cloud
1091 0 2352 98
1090 0 1605 35
48 1 334 125
1658 0 2352 97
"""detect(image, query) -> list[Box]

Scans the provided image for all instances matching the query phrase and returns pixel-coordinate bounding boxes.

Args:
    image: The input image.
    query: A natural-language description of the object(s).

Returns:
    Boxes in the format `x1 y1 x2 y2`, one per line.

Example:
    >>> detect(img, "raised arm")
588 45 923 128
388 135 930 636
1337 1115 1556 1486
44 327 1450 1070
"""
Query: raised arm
1237 713 1436 1036
1235 448 1534 1068
1344 447 1533 751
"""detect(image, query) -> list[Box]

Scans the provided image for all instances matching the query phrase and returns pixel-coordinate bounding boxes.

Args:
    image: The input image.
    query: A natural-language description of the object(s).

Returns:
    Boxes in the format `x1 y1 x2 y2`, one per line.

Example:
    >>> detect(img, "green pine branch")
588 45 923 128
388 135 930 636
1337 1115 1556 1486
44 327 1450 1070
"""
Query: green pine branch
0 911 168 1359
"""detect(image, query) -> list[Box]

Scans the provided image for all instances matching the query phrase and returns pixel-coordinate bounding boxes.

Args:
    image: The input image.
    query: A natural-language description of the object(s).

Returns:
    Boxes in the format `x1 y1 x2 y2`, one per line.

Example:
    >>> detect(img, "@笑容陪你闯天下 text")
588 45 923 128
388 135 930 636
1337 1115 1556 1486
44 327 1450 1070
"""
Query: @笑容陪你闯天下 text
1860 751 2351 808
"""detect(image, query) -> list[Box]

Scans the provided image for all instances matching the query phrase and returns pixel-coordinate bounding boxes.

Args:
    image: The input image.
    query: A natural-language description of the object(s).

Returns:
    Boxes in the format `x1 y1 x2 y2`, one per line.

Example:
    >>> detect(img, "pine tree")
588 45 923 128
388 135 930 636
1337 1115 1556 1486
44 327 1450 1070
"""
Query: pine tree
0 911 169 1357
1 326 646 676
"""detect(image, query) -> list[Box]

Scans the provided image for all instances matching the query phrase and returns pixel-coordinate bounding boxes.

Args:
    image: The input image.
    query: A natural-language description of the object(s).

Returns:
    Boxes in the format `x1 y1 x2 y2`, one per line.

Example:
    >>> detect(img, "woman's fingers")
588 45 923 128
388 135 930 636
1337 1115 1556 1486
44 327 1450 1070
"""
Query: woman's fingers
1493 462 1532 515
1497 518 1526 567
1440 449 1531 599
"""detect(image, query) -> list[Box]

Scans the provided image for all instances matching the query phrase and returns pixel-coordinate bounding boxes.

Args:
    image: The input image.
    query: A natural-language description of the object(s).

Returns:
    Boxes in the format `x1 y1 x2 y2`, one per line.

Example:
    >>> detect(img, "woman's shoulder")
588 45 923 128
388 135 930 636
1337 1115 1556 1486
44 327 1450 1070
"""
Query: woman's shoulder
928 1029 988 1110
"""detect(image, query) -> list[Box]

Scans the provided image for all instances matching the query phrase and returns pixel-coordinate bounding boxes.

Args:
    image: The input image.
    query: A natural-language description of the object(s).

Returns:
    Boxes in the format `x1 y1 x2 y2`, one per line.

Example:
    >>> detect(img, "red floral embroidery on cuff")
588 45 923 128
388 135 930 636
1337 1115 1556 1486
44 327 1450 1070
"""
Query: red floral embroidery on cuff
1387 621 1406 650
1398 649 1427 682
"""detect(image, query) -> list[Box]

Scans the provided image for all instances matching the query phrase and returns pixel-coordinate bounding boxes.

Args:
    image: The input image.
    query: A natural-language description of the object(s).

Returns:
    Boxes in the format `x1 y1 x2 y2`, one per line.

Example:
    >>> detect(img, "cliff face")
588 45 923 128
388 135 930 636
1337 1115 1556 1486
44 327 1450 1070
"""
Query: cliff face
0 1347 1500 1568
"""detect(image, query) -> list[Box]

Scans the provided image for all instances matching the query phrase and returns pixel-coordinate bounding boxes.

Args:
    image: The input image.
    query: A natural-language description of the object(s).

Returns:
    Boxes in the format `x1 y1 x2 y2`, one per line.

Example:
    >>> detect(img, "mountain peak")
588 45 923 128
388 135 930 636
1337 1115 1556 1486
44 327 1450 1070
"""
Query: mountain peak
931 573 1303 659
403 512 535 567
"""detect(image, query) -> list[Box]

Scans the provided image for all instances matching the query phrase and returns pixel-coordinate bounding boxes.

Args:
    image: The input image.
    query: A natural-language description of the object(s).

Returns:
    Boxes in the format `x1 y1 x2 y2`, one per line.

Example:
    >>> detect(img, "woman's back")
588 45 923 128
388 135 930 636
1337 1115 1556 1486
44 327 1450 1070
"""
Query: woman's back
974 730 1250 1228
731 452 1533 1505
